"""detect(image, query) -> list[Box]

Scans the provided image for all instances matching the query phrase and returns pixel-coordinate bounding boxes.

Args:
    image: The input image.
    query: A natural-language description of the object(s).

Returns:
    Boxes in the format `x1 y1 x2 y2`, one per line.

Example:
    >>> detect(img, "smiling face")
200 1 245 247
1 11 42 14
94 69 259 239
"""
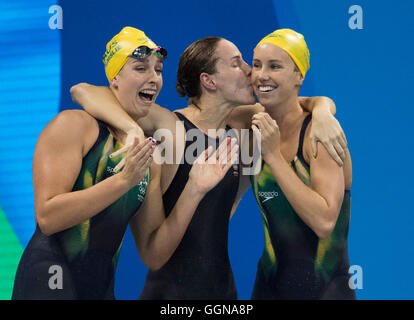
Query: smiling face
252 42 303 107
111 54 163 119
211 39 257 106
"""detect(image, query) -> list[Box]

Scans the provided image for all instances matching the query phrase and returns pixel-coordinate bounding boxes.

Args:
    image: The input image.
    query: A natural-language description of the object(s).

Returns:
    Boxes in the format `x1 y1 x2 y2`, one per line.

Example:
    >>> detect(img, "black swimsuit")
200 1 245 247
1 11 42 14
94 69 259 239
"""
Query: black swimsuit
139 112 240 300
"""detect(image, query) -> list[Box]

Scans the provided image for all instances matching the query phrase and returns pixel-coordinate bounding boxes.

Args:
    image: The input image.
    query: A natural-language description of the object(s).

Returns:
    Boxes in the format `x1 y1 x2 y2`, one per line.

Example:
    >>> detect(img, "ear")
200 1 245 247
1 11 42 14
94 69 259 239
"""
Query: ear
199 72 217 91
295 72 304 87
111 75 119 88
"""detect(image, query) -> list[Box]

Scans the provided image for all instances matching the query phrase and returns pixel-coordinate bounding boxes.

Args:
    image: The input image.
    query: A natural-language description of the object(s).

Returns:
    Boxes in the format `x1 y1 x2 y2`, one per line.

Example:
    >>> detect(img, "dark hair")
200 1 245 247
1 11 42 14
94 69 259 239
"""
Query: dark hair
176 36 222 102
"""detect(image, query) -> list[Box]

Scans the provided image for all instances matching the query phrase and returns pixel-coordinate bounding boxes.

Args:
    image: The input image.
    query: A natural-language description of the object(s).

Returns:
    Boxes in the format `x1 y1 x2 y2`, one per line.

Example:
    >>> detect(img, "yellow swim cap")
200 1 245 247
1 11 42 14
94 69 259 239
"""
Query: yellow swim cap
103 26 158 82
257 29 310 78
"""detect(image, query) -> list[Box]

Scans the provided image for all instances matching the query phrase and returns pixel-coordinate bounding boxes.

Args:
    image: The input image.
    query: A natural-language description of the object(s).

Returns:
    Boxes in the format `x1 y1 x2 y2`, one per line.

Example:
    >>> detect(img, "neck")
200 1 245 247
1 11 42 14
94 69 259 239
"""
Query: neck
109 86 144 143
183 95 235 135
265 95 304 138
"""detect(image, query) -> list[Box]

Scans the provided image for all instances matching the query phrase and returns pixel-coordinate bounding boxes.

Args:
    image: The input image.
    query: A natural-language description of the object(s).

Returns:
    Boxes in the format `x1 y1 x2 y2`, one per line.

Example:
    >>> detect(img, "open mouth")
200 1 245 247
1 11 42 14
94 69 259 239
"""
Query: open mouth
258 85 277 93
138 89 157 102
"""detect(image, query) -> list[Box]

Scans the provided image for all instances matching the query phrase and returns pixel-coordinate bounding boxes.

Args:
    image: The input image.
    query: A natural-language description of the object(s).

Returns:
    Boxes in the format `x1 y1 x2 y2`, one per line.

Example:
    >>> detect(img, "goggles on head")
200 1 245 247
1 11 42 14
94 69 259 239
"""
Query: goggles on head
130 46 168 61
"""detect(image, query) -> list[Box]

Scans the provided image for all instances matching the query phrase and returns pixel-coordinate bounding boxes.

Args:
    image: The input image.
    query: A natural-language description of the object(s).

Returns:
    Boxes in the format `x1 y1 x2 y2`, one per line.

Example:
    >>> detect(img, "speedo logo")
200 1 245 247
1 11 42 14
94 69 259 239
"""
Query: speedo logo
258 191 279 203
106 166 117 174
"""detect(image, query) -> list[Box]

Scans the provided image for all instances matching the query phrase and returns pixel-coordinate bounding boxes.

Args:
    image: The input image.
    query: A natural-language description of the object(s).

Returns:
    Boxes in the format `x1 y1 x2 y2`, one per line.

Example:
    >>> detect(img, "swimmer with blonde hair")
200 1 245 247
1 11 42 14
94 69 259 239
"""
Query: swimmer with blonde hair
249 29 355 300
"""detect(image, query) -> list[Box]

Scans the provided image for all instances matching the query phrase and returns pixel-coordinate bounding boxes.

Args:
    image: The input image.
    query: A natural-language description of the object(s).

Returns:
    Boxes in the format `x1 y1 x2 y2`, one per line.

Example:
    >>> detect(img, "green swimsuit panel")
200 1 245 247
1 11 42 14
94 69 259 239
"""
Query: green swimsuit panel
250 115 354 299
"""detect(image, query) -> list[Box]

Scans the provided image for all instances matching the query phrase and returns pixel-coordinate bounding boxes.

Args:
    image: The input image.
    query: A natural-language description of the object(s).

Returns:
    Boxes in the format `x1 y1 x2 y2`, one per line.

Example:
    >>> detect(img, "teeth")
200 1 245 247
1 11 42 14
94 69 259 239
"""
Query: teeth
141 89 156 95
259 86 276 92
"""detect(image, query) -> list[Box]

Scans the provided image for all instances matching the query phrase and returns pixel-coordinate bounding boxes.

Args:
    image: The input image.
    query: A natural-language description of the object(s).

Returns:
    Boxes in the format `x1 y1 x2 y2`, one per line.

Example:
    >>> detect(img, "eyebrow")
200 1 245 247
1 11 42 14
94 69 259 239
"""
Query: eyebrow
131 59 163 69
253 58 283 63
268 59 283 63
131 58 147 64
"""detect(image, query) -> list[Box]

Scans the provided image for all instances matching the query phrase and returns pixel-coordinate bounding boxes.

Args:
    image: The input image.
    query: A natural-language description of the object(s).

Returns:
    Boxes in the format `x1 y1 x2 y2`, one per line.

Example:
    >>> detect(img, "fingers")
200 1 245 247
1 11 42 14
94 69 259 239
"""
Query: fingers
195 145 213 164
252 117 269 133
109 136 141 159
141 149 154 169
252 112 274 126
195 137 238 166
226 141 240 166
216 137 233 164
339 131 348 150
133 138 156 165
261 113 276 129
113 158 126 173
322 141 343 167
333 140 346 165
221 143 239 173
113 138 155 173
212 137 238 166
113 139 145 173
222 138 237 165
331 120 347 159
251 124 261 138
252 112 277 135
206 144 215 160
110 143 132 159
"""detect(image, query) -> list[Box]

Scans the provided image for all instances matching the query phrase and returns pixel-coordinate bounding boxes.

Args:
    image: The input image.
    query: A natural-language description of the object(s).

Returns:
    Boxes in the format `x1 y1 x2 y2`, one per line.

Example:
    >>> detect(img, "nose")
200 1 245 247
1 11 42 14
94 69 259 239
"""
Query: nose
242 61 252 77
147 68 160 84
256 67 270 82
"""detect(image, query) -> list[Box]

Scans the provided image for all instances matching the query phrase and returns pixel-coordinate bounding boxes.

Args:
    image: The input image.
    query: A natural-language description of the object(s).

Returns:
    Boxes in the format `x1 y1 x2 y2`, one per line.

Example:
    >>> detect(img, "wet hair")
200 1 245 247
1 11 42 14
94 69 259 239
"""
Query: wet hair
176 36 222 103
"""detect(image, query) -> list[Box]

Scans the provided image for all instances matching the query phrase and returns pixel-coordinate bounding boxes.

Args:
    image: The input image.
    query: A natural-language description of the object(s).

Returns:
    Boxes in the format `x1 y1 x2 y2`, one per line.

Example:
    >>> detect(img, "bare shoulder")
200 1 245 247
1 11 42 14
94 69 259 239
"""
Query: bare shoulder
149 103 180 132
228 103 265 129
303 119 352 188
38 109 99 156
54 109 97 127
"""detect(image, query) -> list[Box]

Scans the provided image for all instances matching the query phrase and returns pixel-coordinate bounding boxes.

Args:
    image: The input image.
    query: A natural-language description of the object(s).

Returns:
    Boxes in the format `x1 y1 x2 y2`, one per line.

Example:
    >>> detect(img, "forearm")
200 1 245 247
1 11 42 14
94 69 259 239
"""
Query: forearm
141 183 205 270
71 83 138 132
299 96 336 116
266 154 337 238
36 174 131 235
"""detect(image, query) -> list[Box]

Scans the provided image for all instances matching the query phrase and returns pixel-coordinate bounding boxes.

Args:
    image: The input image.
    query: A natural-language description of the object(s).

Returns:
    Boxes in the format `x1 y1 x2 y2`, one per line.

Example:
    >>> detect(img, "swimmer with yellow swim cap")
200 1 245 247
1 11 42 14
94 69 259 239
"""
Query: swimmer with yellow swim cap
102 26 167 121
12 26 234 300
71 29 351 299
250 29 355 299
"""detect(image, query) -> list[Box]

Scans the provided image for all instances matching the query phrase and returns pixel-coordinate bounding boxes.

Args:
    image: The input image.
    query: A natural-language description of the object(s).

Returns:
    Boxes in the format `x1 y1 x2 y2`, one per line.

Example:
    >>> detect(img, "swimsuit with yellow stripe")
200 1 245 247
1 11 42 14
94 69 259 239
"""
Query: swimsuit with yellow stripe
250 115 355 300
13 120 149 300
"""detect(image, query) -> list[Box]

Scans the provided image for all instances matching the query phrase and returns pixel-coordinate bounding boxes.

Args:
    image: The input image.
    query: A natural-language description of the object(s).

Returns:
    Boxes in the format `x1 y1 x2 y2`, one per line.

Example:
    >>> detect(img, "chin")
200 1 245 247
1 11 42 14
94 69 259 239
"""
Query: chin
238 95 257 106
257 96 273 108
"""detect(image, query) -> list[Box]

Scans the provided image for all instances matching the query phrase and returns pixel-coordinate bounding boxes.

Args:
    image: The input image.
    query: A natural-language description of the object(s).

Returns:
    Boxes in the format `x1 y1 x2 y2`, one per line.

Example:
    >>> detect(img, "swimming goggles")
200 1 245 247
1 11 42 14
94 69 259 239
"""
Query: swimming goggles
130 46 168 61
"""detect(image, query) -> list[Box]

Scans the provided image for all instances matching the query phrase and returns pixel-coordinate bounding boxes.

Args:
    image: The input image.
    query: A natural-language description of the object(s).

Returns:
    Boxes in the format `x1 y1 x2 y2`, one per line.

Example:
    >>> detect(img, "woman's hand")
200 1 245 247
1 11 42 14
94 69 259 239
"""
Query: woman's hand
188 137 239 194
310 110 347 166
110 126 150 172
252 112 281 163
125 125 146 147
118 137 156 188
